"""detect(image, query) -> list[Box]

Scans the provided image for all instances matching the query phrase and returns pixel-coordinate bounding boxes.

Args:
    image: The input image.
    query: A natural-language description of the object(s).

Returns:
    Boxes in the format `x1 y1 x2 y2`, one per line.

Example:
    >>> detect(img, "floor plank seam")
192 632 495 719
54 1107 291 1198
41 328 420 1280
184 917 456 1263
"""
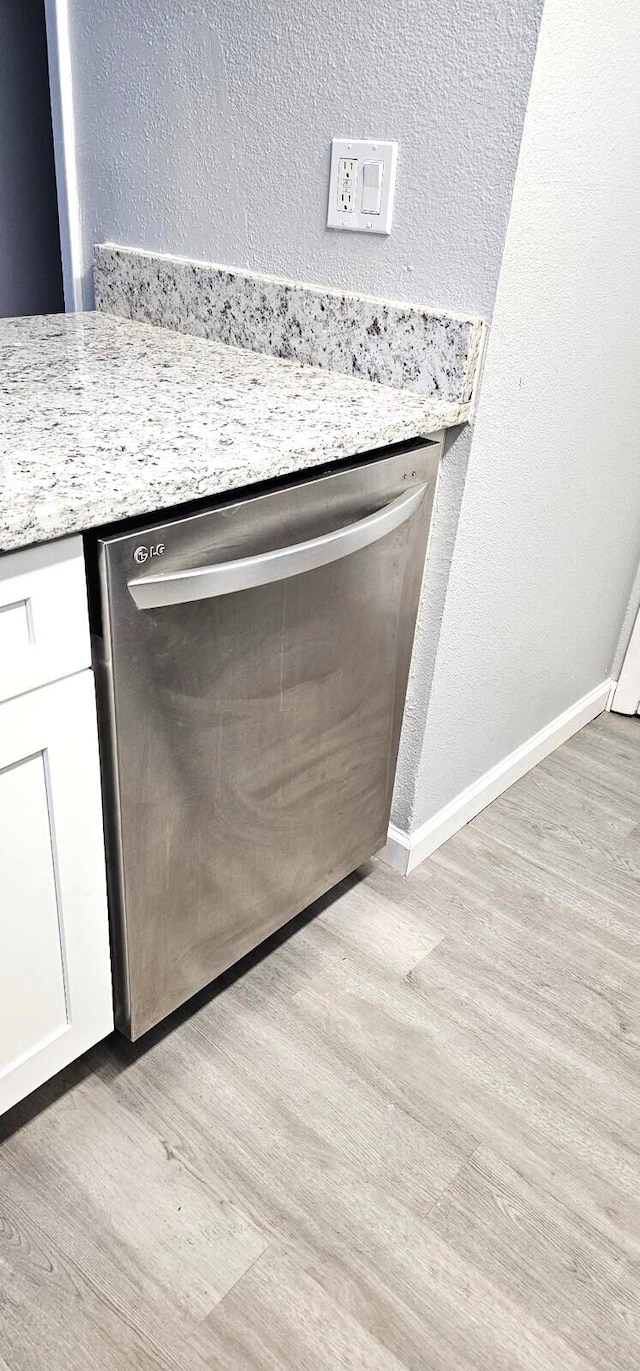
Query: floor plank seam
420 1140 485 1226
402 934 449 985
192 1236 276 1332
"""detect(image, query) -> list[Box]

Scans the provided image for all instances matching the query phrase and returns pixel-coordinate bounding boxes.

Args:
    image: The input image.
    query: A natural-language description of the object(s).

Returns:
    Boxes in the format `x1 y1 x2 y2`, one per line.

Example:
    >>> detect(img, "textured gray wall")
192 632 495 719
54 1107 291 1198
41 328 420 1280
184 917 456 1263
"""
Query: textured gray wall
0 0 63 317
407 0 640 830
392 423 473 828
69 0 543 316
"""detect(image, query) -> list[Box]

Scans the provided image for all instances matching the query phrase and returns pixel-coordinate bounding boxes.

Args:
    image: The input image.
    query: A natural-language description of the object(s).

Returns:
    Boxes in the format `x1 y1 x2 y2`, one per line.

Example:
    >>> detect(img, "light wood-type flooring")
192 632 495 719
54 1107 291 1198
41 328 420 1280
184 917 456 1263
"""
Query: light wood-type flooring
1 710 640 1370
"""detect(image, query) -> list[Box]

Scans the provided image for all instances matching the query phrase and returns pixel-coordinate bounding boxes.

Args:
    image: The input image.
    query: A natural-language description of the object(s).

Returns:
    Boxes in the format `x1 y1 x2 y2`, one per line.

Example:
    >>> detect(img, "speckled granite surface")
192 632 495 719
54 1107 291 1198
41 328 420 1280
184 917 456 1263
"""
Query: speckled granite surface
0 312 459 555
95 244 485 404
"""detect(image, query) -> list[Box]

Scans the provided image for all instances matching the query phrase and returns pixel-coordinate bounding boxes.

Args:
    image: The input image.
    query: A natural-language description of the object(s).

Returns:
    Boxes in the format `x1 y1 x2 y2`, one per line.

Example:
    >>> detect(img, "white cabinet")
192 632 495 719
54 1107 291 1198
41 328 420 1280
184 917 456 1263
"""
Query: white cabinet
0 540 113 1116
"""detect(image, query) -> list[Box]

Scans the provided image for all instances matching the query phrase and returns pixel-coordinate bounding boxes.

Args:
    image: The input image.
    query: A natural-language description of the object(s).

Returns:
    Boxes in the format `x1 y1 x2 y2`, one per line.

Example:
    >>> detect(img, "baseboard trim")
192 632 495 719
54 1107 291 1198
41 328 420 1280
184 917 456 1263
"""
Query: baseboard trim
380 679 612 875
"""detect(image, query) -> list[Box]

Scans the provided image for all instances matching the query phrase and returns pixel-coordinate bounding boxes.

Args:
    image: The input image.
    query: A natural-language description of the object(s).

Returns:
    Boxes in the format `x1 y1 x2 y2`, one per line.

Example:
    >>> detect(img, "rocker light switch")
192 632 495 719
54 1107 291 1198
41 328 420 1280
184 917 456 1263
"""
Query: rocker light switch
361 161 382 214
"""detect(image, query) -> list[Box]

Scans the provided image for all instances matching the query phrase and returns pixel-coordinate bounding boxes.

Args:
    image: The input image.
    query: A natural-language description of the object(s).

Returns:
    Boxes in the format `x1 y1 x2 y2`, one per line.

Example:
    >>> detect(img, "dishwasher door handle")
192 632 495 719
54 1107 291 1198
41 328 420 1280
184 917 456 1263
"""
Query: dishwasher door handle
128 483 427 609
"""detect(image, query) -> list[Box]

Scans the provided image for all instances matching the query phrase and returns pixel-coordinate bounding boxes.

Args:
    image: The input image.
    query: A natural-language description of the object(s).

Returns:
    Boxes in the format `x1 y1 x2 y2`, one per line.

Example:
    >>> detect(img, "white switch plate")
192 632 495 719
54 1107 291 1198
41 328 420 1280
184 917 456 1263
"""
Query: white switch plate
327 138 398 235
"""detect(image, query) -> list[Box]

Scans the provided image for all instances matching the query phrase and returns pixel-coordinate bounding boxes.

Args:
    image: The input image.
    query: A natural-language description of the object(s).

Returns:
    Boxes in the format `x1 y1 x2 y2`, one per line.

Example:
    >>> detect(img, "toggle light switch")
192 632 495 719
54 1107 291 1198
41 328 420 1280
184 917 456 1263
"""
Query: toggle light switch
361 161 382 214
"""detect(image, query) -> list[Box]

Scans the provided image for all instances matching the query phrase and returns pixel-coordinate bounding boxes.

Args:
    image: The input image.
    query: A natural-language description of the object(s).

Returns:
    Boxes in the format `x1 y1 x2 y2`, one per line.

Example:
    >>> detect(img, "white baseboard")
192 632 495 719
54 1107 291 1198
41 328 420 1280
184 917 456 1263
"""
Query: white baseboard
380 679 612 876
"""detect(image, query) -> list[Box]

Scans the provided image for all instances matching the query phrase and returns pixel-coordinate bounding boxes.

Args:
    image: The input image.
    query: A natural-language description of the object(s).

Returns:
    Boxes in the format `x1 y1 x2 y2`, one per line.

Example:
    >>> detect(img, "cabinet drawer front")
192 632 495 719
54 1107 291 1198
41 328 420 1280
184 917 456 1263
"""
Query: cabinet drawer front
0 537 90 703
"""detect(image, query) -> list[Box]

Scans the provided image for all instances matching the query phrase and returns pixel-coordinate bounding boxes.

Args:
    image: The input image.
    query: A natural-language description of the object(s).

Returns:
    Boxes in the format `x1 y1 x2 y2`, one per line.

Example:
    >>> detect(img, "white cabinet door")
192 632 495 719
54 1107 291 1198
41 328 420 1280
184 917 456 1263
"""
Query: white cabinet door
0 670 113 1115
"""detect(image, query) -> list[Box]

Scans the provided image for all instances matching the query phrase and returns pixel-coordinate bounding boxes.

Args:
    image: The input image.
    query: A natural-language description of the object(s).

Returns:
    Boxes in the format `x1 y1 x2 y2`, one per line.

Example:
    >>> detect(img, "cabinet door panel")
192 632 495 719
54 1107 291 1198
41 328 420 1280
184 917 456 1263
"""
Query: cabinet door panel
0 672 113 1115
0 752 68 1065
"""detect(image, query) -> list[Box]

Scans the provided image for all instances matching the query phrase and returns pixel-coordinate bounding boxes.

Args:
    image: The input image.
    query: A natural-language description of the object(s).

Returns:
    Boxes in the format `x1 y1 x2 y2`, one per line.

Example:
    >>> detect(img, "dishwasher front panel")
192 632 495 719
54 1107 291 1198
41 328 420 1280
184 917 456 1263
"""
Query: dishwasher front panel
95 444 439 1038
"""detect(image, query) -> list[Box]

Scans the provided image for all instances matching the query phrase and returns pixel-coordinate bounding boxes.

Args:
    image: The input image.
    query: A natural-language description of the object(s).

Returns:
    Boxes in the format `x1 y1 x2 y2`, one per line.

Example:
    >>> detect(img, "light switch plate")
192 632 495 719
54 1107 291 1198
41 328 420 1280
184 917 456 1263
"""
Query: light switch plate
327 138 398 235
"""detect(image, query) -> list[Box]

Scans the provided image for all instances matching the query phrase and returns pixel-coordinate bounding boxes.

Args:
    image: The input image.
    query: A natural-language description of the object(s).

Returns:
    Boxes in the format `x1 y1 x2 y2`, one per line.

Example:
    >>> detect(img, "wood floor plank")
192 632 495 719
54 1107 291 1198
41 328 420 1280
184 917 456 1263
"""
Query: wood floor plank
409 927 640 1109
0 1186 206 1371
0 1062 268 1358
189 1243 409 1370
109 974 475 1252
308 869 444 975
469 726 640 906
427 1146 640 1371
292 911 640 1268
428 826 640 979
298 1231 596 1371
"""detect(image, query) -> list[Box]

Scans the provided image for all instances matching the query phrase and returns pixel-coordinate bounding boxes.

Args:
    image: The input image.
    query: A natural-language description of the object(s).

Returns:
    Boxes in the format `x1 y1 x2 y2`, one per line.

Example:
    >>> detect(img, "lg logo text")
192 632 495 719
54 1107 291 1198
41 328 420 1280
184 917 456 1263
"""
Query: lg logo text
133 544 165 565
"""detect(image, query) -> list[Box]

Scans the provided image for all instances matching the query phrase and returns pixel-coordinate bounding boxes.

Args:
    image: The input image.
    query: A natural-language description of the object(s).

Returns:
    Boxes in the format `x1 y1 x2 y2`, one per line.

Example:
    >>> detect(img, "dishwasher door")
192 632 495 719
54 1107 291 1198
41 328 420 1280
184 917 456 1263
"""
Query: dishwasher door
95 442 439 1038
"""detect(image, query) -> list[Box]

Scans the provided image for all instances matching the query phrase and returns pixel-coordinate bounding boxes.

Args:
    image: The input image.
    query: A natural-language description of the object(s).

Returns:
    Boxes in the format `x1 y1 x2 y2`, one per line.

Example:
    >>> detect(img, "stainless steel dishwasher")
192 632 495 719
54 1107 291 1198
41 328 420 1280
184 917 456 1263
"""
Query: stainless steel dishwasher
91 439 440 1038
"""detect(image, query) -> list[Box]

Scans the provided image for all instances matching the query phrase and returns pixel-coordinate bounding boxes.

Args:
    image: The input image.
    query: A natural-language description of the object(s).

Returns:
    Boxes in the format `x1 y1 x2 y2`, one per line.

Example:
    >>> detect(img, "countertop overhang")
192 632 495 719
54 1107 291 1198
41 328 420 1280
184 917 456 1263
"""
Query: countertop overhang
0 312 465 555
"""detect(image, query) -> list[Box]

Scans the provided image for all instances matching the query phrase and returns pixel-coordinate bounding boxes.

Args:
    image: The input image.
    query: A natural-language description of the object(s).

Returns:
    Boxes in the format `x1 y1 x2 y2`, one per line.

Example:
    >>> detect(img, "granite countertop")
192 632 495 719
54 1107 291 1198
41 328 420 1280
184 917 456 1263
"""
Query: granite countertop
0 312 465 555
